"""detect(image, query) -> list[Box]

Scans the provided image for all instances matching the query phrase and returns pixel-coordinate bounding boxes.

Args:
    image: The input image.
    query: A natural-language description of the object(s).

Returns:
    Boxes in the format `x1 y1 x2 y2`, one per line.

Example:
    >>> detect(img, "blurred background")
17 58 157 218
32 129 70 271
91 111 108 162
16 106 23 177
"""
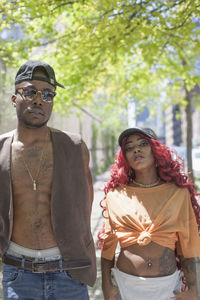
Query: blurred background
1 1 200 298
1 0 200 185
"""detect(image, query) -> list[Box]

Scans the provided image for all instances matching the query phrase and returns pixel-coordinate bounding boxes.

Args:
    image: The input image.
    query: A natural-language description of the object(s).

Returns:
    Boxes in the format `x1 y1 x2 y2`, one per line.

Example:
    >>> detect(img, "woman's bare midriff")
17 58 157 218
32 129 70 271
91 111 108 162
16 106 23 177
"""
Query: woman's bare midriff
116 241 177 277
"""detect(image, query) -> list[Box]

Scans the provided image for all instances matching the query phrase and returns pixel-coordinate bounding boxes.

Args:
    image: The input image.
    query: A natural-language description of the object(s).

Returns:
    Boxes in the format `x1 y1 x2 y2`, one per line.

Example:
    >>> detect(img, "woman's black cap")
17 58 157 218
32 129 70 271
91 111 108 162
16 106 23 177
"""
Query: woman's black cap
15 60 65 89
118 127 158 147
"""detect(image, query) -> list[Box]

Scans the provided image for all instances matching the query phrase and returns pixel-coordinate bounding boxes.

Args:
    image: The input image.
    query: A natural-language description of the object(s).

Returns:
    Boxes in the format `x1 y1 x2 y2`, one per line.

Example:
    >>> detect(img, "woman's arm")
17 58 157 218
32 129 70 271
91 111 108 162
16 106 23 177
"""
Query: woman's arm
174 256 198 299
101 257 119 300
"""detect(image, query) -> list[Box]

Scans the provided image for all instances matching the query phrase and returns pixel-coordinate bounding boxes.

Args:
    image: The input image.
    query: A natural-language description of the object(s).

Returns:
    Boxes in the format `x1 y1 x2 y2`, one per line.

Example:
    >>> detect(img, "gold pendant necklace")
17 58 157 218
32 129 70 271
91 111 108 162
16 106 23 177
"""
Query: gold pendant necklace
20 131 48 191
132 177 160 188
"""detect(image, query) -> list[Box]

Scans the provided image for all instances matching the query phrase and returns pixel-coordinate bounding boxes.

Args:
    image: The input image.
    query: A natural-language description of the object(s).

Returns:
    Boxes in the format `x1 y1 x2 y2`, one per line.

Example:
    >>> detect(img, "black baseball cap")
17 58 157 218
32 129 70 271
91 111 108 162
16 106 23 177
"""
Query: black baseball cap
118 127 158 147
15 60 65 89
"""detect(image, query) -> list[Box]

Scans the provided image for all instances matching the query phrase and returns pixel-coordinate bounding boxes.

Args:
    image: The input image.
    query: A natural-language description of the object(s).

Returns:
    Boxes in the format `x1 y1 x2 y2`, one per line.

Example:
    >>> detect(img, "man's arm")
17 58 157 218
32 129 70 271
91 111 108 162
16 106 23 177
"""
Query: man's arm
81 141 93 211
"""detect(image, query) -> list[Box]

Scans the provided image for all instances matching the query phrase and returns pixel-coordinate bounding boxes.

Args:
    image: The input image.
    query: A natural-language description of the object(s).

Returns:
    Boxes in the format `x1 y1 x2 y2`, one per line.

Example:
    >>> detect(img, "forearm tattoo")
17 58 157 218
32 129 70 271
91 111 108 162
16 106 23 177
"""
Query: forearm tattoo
179 255 197 290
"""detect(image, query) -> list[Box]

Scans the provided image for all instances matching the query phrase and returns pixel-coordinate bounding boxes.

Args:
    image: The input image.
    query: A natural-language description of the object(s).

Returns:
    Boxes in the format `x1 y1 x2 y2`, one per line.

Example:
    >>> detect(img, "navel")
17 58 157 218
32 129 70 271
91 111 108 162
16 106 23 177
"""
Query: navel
33 219 42 229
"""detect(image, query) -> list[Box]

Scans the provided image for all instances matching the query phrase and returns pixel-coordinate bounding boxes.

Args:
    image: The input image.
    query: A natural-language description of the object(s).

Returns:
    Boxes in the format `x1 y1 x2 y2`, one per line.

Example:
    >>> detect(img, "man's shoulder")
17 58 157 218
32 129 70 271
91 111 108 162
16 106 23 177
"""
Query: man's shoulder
50 127 82 145
0 130 15 142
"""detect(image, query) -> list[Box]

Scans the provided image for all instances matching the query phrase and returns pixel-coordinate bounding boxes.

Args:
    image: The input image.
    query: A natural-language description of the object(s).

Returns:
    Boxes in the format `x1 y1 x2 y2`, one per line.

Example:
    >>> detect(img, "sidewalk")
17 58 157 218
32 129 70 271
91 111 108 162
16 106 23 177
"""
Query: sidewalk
88 171 110 300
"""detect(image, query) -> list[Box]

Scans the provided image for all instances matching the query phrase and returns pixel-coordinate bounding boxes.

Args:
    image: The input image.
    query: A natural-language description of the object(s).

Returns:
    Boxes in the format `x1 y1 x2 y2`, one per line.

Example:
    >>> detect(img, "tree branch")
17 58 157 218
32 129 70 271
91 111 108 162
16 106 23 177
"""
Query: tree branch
73 102 101 122
51 0 79 11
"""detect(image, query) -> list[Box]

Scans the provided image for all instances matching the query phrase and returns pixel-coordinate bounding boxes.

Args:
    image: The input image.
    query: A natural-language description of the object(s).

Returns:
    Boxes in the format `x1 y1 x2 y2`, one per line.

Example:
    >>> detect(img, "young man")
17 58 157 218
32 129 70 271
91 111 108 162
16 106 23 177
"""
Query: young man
0 61 96 299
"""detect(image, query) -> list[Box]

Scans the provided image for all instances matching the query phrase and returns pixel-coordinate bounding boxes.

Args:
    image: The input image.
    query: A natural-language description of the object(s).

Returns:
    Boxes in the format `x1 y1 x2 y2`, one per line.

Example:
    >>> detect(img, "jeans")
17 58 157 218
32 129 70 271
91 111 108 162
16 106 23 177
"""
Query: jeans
2 263 89 300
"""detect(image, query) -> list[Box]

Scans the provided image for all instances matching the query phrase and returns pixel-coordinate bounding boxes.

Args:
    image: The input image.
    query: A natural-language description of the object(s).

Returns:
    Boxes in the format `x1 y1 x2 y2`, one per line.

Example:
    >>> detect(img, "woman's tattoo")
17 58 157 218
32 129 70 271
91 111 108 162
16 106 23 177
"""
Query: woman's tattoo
158 248 176 275
179 255 197 290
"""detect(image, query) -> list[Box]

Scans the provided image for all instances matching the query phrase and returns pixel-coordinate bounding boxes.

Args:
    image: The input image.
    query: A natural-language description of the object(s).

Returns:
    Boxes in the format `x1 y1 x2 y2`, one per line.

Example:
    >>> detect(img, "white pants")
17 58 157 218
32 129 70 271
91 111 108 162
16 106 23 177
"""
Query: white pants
111 267 182 300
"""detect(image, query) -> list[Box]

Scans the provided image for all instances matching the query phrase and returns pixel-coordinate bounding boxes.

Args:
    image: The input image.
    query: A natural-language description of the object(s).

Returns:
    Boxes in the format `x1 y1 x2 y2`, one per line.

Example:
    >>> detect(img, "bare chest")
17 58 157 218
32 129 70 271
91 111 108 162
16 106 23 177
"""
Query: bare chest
11 140 54 195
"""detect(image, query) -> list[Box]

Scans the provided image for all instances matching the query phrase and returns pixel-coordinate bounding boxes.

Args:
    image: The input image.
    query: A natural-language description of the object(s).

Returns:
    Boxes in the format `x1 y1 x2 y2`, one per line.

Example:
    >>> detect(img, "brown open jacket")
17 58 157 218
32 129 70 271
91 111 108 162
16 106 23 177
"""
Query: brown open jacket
0 128 96 286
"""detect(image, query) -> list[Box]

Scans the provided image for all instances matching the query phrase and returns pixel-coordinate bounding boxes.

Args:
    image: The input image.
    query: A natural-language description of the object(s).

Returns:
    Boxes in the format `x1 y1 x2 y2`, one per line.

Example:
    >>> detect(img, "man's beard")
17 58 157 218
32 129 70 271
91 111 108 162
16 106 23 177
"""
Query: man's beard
18 115 49 128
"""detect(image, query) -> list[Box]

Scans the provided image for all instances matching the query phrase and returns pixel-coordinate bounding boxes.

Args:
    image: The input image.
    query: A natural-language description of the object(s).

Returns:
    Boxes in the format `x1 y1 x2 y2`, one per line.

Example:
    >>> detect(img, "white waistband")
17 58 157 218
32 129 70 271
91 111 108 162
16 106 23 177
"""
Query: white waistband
7 241 61 260
111 267 182 300
112 267 180 284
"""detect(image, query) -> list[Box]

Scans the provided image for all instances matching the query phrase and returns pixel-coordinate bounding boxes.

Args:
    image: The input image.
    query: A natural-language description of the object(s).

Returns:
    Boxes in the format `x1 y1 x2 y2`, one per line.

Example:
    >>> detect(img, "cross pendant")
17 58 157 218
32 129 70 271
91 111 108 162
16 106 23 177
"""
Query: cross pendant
33 181 37 191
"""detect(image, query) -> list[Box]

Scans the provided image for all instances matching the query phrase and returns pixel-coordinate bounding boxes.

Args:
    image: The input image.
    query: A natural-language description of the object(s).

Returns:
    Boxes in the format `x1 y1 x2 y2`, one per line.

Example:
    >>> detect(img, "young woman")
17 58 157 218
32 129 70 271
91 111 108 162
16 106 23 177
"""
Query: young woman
99 127 200 300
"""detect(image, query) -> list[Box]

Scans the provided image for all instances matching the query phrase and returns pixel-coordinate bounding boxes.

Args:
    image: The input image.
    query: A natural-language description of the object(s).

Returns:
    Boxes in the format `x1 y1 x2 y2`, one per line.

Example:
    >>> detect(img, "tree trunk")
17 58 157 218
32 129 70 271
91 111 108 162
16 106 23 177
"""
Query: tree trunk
184 84 194 183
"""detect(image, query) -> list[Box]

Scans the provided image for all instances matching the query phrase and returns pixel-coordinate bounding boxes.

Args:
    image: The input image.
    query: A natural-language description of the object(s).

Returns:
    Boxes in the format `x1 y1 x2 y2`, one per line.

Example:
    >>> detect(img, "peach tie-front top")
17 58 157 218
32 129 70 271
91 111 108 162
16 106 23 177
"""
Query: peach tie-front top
101 183 200 260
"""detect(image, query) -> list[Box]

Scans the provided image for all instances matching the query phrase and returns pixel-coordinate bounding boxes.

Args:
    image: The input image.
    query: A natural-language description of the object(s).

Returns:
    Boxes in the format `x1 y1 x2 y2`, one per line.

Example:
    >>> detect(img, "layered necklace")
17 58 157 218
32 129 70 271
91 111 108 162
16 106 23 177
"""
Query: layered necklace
20 131 48 191
132 177 160 188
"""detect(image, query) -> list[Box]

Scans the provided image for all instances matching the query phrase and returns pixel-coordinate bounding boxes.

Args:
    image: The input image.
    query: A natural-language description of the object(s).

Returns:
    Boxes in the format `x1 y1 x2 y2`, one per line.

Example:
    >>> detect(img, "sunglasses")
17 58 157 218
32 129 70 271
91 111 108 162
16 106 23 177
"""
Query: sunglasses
16 87 56 102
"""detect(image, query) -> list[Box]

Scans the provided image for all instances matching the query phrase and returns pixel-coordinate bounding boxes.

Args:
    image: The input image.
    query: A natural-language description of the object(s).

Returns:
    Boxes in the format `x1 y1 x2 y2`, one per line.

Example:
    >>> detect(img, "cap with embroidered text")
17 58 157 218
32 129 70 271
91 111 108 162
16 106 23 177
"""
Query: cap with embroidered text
118 127 158 147
15 61 64 89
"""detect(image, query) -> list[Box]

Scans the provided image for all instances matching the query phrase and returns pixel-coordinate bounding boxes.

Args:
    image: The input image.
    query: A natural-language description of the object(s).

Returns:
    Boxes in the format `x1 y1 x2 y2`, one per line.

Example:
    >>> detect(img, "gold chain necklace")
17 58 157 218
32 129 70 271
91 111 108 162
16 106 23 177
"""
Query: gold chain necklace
132 177 160 188
20 131 48 191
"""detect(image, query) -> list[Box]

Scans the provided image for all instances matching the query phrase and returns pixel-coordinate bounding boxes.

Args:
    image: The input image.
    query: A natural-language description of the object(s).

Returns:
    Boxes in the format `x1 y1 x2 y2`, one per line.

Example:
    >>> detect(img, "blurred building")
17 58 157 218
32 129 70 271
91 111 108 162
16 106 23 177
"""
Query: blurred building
165 105 182 146
165 86 200 147
128 101 165 143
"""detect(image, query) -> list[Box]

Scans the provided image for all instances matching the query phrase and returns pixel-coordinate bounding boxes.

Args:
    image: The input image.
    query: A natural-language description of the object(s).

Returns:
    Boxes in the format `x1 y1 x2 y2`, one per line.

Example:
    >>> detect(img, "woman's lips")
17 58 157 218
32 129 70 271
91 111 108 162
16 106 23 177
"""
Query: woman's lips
134 155 144 161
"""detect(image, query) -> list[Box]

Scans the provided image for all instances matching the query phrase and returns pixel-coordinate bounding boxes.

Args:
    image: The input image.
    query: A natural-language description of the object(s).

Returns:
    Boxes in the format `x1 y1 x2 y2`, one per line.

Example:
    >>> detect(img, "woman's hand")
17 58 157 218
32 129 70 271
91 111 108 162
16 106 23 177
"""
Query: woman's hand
103 284 120 300
177 256 198 300
101 257 120 300
174 289 197 300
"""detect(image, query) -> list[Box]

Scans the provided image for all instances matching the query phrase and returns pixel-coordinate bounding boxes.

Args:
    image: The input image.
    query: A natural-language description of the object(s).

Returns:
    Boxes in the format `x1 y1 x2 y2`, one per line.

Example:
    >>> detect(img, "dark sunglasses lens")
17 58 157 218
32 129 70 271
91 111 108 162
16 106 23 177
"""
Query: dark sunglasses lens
23 89 37 99
42 91 55 102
